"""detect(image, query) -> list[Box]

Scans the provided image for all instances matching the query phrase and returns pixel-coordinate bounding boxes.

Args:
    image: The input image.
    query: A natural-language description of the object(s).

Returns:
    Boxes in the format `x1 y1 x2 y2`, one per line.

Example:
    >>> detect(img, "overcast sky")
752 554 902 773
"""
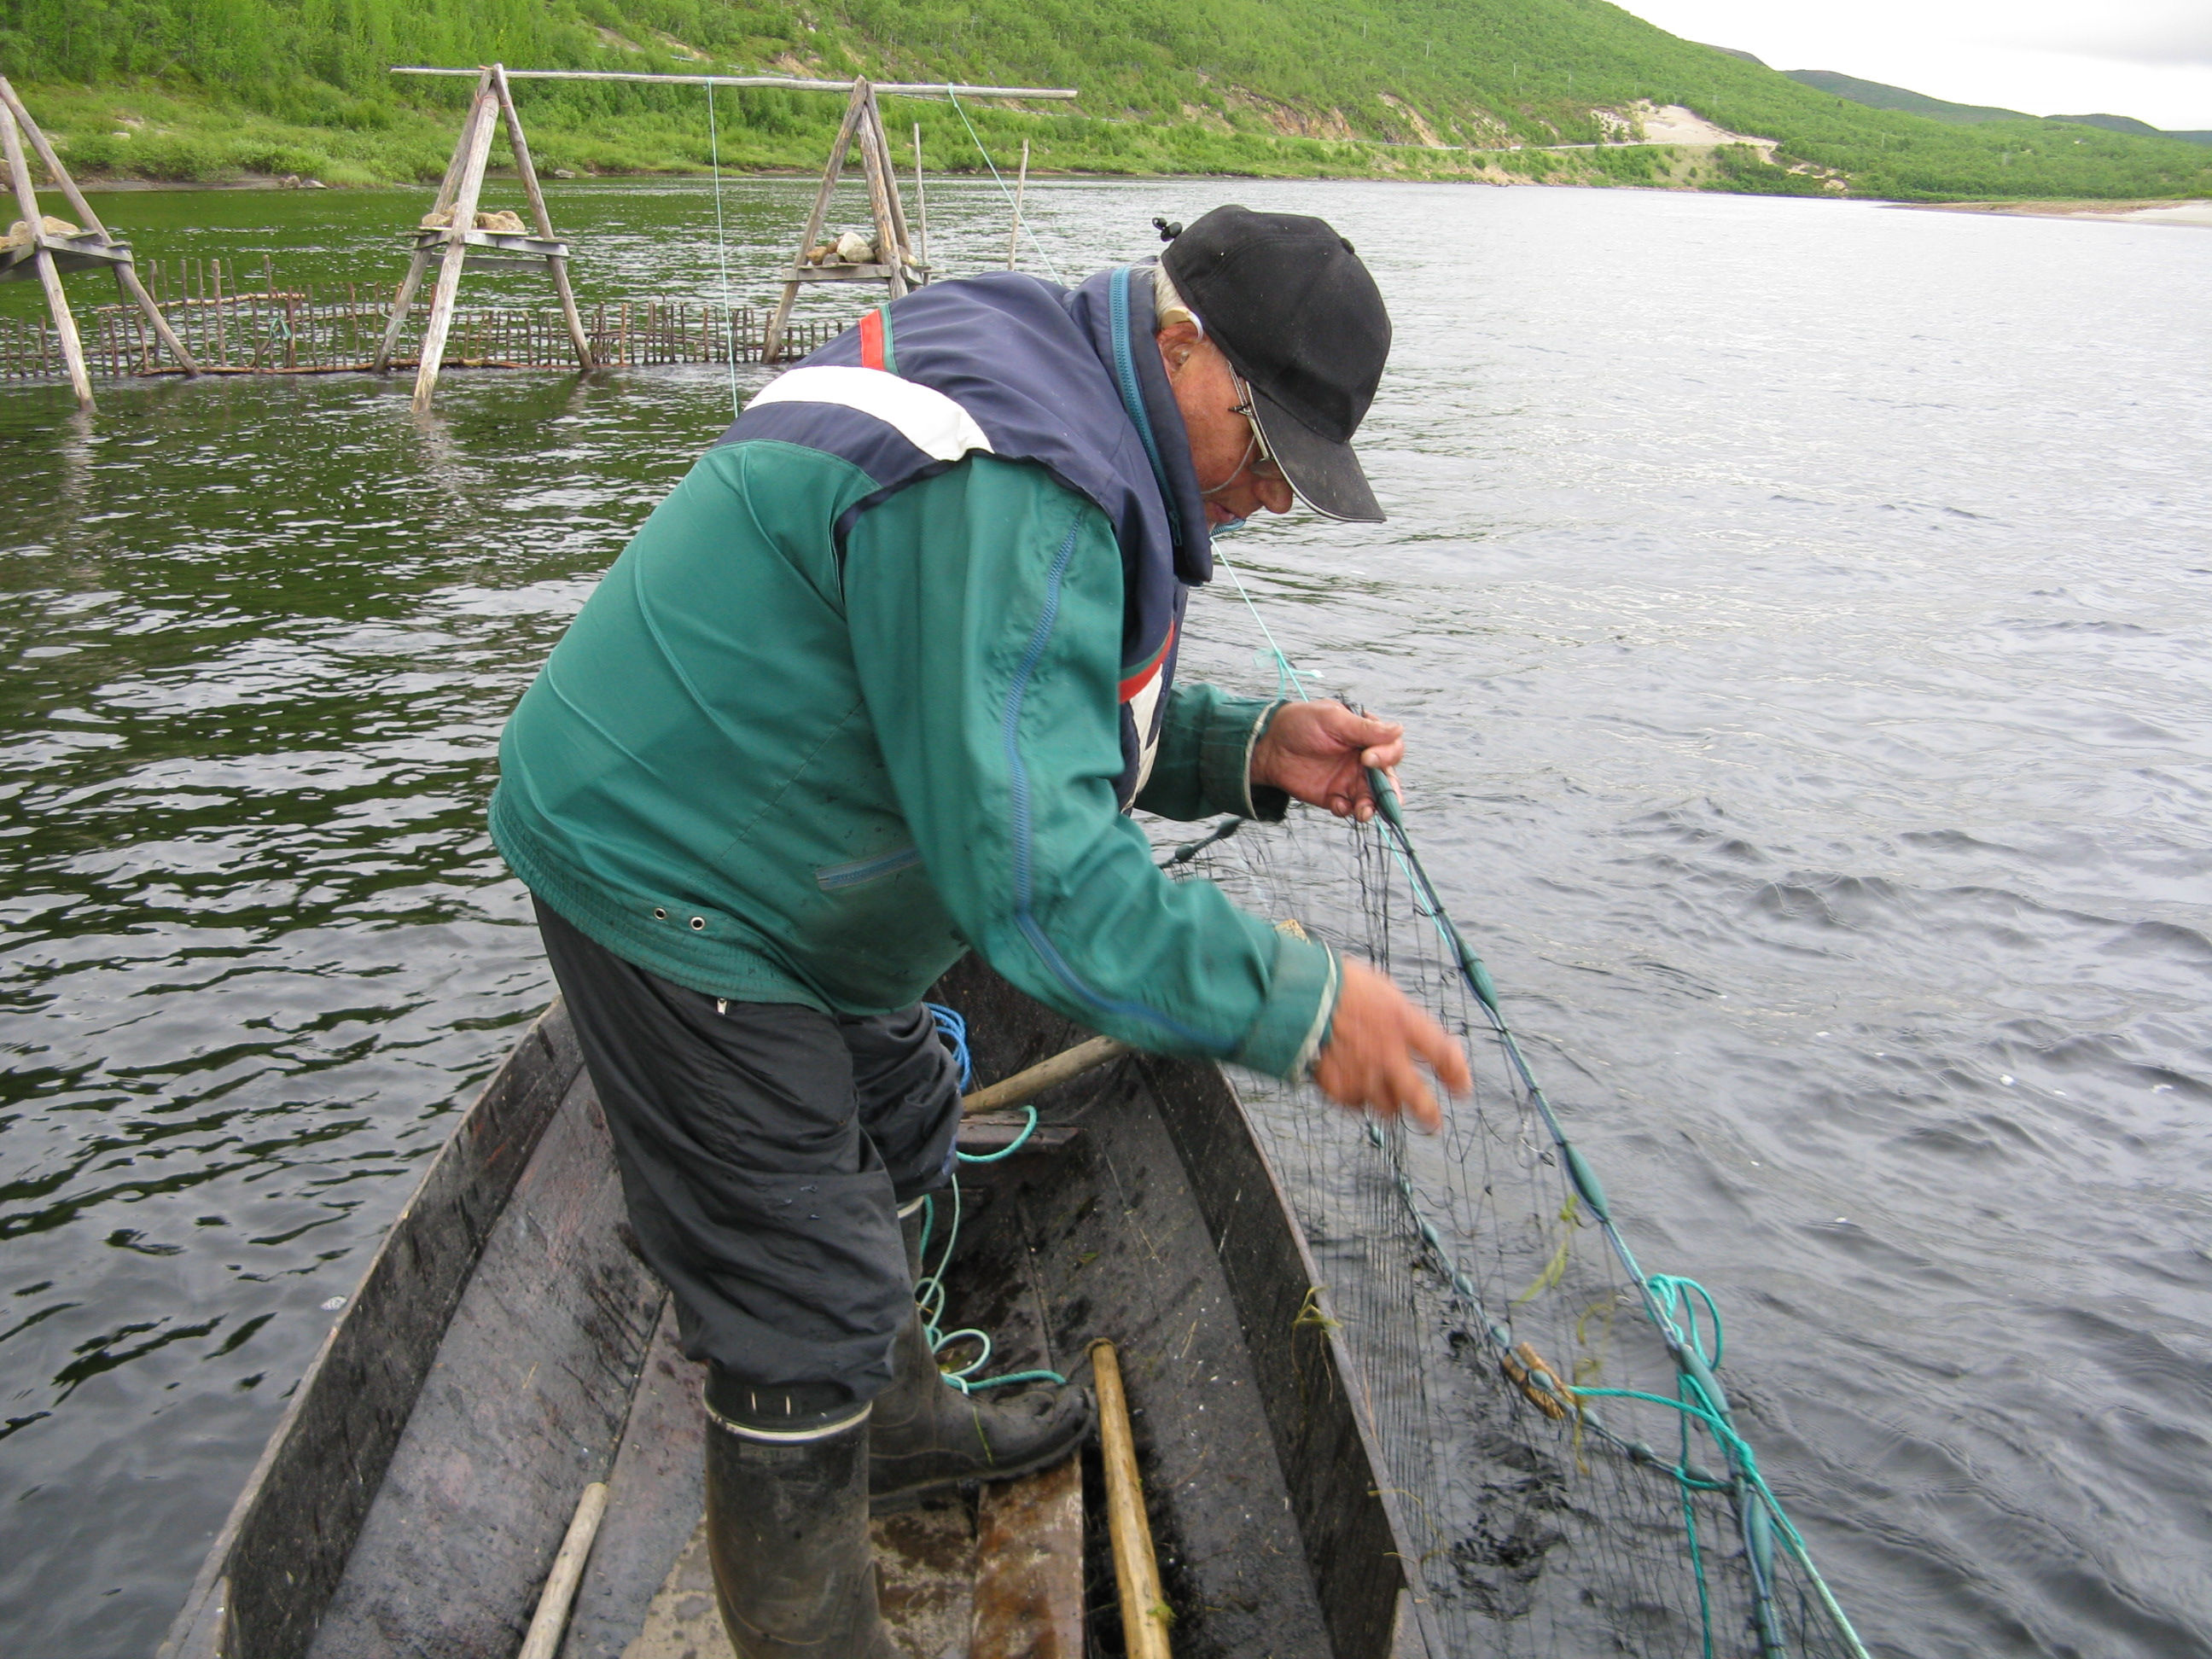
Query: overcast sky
1618 1 2212 130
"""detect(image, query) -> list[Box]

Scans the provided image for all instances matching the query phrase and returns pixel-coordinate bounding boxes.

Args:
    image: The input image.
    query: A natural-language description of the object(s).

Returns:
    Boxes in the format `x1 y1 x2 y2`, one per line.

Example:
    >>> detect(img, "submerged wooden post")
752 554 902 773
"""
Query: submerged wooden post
490 64 593 371
410 73 498 410
1006 139 1030 270
375 69 490 375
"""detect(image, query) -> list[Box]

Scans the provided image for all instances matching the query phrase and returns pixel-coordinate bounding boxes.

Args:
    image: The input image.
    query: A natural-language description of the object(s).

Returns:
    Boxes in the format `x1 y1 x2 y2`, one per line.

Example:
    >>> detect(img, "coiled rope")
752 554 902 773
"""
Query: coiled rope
915 1002 1062 1392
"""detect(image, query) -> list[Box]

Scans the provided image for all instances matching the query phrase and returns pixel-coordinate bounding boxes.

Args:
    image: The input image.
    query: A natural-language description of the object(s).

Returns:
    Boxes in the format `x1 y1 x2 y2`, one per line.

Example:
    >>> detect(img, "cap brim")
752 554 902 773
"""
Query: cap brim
1248 384 1385 524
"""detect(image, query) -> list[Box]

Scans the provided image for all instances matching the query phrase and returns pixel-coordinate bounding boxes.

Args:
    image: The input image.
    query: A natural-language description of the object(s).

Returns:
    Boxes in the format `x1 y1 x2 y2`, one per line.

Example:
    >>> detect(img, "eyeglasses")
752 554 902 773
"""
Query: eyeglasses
1227 375 1288 485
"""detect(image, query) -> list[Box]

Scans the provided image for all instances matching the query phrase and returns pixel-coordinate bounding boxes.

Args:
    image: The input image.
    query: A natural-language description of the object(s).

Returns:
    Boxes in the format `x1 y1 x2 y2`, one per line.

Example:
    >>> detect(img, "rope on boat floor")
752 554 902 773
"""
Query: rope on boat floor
915 1002 1063 1394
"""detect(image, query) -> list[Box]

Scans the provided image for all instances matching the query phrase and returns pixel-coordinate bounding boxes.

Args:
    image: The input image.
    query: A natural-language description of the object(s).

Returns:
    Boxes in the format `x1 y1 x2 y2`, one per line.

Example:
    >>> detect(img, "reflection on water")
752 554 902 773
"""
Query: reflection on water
2 178 2209 1656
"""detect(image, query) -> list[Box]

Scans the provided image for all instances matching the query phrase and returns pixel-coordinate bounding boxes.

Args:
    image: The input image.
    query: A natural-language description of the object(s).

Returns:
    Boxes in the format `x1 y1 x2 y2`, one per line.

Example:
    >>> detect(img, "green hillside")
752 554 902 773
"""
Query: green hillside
1787 68 2212 148
3 0 2209 200
2050 113 2212 147
1783 69 2032 125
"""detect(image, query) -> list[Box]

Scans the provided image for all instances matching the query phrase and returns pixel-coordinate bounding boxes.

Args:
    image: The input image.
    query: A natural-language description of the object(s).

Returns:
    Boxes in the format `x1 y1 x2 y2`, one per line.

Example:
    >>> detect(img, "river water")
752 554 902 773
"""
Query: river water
2 173 2208 1657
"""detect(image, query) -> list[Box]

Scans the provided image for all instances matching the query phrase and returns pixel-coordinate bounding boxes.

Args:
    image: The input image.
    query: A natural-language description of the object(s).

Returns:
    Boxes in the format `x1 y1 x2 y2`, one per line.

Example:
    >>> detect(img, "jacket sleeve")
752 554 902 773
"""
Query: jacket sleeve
1132 684 1291 824
841 454 1337 1077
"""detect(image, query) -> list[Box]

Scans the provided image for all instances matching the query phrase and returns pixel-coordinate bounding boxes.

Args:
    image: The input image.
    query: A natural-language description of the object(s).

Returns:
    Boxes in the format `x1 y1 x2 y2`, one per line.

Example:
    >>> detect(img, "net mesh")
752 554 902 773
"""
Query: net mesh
1157 807 1861 1659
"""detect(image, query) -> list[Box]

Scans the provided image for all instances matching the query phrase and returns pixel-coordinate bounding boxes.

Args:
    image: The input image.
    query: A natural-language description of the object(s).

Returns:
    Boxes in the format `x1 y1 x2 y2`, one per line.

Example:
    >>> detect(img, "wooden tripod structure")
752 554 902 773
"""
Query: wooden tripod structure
374 63 593 413
762 79 924 364
0 75 198 411
385 66 1079 375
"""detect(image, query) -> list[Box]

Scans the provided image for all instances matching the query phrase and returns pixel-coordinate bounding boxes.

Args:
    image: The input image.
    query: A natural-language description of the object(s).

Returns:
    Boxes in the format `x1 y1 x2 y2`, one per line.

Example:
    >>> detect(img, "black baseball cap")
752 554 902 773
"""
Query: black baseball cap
1161 206 1391 523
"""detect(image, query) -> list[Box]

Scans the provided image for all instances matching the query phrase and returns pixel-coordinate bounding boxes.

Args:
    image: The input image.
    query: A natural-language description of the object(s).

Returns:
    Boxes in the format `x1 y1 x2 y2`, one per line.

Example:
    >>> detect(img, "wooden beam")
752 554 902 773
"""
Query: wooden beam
2 100 91 409
0 77 106 235
911 122 930 274
854 84 905 301
376 69 492 375
391 67 1077 99
516 1482 609 1659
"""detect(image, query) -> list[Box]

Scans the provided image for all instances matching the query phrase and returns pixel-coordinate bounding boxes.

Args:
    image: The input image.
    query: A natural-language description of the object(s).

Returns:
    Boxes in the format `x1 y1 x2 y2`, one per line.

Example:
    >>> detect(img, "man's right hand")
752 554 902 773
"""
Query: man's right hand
1311 958 1470 1132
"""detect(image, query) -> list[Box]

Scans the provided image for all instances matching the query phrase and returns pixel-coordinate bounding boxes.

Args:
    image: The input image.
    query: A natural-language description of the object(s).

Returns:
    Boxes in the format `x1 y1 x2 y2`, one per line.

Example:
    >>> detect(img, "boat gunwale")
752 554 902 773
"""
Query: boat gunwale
155 1000 586 1659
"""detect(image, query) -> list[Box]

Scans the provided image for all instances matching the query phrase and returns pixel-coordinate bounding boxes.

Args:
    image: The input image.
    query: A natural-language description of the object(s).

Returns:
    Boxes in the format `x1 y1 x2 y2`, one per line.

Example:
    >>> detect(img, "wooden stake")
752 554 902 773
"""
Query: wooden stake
912 121 929 275
859 85 915 291
1089 1340 1172 1659
375 67 492 375
853 86 905 301
516 1481 608 1659
1006 139 1030 270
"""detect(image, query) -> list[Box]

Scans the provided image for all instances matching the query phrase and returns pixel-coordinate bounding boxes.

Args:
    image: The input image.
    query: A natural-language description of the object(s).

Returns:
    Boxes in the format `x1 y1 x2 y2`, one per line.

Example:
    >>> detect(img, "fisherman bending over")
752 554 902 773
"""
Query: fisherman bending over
492 206 1469 1656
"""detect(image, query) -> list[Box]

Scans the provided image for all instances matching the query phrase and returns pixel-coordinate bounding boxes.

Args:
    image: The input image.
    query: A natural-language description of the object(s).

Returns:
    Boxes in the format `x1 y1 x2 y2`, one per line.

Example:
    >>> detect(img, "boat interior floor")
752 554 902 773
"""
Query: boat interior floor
298 963 1396 1658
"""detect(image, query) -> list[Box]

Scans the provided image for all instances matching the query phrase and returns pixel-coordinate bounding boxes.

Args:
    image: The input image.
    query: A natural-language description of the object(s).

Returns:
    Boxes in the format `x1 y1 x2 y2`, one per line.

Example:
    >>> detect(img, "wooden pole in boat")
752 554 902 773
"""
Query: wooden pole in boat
376 67 492 375
516 1481 608 1659
2 97 93 409
490 63 594 370
961 1035 1128 1115
0 77 199 377
1005 139 1029 270
1089 1340 1173 1659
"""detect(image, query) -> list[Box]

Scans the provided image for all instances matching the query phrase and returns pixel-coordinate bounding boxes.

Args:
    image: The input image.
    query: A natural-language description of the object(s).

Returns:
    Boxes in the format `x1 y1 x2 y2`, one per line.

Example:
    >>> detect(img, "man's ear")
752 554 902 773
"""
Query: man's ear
1155 319 1202 375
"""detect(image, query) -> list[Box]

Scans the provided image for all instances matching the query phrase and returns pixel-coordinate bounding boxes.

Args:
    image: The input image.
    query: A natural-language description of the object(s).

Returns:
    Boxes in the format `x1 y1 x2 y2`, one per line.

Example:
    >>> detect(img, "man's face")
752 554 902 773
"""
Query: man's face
1155 323 1295 526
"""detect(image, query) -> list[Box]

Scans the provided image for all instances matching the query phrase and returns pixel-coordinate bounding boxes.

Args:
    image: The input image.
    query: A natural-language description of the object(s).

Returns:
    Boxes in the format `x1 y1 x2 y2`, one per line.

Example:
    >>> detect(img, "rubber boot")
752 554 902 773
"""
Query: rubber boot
869 1196 1095 1511
703 1370 899 1659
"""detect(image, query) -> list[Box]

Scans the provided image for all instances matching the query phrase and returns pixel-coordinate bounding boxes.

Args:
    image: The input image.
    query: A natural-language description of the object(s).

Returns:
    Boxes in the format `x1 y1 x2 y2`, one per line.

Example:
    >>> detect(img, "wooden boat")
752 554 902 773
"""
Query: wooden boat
157 958 1430 1659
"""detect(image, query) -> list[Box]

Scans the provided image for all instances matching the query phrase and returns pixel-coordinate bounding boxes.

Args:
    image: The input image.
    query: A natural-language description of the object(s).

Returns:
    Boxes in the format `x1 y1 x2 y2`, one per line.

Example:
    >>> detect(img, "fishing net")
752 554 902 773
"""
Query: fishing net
1156 806 1866 1659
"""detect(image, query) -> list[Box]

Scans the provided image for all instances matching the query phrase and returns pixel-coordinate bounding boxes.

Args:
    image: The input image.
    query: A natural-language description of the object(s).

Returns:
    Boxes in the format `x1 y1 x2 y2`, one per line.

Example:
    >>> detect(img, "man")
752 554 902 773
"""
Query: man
490 206 1469 1656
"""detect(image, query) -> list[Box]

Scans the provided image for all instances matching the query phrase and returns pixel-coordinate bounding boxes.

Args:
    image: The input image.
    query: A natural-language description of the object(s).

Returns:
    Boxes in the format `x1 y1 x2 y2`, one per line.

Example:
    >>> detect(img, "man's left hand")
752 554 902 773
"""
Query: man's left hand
1250 701 1406 823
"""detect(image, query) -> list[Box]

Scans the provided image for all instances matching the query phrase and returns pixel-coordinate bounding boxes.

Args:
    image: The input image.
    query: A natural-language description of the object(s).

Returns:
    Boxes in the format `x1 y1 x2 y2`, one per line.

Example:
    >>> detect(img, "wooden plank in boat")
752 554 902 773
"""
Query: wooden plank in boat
969 1458 1083 1657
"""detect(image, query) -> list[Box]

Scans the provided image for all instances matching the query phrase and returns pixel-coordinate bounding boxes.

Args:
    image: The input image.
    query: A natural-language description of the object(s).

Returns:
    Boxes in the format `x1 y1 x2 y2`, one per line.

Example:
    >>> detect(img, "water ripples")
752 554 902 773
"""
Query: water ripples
2 178 2209 1656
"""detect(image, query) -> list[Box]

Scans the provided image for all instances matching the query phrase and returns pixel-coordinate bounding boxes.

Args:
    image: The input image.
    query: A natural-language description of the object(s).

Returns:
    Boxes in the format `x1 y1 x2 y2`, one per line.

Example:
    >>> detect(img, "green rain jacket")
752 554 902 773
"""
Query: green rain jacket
490 434 1341 1079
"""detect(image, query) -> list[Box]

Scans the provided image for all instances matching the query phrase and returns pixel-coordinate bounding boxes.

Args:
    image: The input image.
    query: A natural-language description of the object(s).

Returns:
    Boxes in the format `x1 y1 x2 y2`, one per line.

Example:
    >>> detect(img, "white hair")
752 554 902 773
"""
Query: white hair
1152 262 1202 334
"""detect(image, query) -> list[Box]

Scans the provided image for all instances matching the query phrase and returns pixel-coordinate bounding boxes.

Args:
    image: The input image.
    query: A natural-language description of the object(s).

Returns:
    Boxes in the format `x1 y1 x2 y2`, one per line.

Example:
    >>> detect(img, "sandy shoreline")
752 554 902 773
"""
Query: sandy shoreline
1896 198 2212 229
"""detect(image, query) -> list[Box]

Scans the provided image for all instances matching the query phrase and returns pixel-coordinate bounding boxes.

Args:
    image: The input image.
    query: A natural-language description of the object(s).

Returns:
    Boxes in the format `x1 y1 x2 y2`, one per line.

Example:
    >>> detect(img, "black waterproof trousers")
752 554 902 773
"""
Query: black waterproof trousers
535 899 963 1405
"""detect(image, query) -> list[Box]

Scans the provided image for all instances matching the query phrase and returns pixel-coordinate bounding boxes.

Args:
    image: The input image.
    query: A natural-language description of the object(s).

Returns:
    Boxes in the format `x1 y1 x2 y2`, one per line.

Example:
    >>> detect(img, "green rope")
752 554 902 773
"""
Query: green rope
914 1149 1067 1395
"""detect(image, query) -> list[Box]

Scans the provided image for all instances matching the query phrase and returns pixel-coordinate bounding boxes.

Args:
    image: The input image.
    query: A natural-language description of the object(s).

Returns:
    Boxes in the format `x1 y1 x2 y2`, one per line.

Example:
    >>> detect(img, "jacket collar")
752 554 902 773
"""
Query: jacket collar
1063 267 1214 586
